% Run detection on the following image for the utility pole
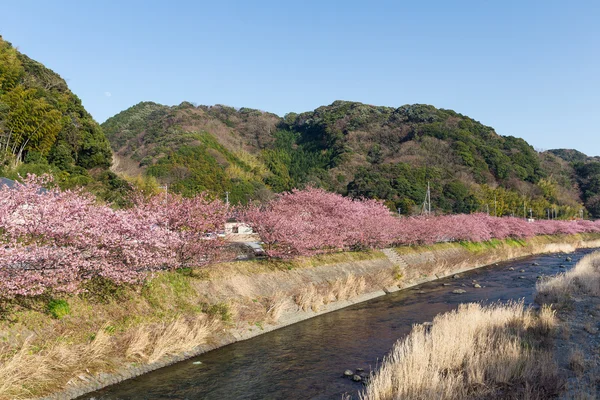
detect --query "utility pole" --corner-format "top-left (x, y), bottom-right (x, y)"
top-left (225, 191), bottom-right (230, 206)
top-left (159, 184), bottom-right (169, 230)
top-left (428, 182), bottom-right (431, 215)
top-left (421, 182), bottom-right (431, 216)
top-left (159, 184), bottom-right (168, 205)
top-left (529, 208), bottom-right (533, 219)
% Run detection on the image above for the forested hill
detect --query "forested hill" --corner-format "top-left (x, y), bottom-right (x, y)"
top-left (0, 36), bottom-right (121, 198)
top-left (1, 35), bottom-right (597, 217)
top-left (102, 100), bottom-right (600, 218)
top-left (547, 148), bottom-right (600, 217)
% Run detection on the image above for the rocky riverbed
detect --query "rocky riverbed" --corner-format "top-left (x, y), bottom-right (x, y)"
top-left (555, 294), bottom-right (600, 397)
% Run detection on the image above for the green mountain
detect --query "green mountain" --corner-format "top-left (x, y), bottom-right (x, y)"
top-left (103, 100), bottom-right (597, 218)
top-left (2, 35), bottom-right (596, 217)
top-left (103, 101), bottom-right (278, 203)
top-left (548, 149), bottom-right (600, 217)
top-left (0, 36), bottom-right (128, 202)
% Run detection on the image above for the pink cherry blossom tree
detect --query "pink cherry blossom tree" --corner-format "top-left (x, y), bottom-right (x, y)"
top-left (0, 175), bottom-right (228, 298)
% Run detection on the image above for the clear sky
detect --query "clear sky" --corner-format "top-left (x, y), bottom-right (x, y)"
top-left (2, 0), bottom-right (599, 155)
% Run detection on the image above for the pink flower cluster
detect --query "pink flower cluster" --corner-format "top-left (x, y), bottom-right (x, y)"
top-left (243, 188), bottom-right (600, 258)
top-left (0, 175), bottom-right (228, 297)
top-left (243, 188), bottom-right (398, 257)
top-left (2, 180), bottom-right (598, 297)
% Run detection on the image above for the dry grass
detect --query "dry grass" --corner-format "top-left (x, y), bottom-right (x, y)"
top-left (0, 316), bottom-right (218, 399)
top-left (0, 326), bottom-right (114, 399)
top-left (0, 254), bottom-right (380, 399)
top-left (583, 321), bottom-right (597, 335)
top-left (330, 275), bottom-right (367, 301)
top-left (2, 235), bottom-right (598, 399)
top-left (294, 275), bottom-right (367, 312)
top-left (263, 292), bottom-right (289, 324)
top-left (130, 316), bottom-right (217, 363)
top-left (568, 348), bottom-right (586, 375)
top-left (360, 302), bottom-right (560, 400)
top-left (536, 251), bottom-right (600, 307)
top-left (294, 283), bottom-right (323, 312)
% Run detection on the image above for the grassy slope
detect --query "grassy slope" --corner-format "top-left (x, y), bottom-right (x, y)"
top-left (0, 251), bottom-right (383, 399)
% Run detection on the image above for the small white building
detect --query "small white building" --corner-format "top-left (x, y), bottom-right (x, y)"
top-left (224, 222), bottom-right (253, 235)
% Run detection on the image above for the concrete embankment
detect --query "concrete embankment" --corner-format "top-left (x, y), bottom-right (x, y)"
top-left (37, 234), bottom-right (600, 399)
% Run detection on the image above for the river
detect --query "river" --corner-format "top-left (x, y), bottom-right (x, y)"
top-left (82, 249), bottom-right (594, 400)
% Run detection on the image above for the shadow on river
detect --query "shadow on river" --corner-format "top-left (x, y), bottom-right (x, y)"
top-left (83, 249), bottom-right (596, 400)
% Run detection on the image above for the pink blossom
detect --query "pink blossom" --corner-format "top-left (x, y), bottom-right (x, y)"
top-left (0, 175), bottom-right (228, 298)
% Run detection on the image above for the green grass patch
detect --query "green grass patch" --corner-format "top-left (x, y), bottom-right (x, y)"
top-left (47, 299), bottom-right (70, 319)
top-left (201, 302), bottom-right (232, 322)
top-left (459, 239), bottom-right (503, 253)
top-left (141, 270), bottom-right (197, 312)
top-left (504, 237), bottom-right (527, 247)
top-left (213, 249), bottom-right (386, 277)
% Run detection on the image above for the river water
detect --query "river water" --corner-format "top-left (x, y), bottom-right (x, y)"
top-left (83, 249), bottom-right (595, 400)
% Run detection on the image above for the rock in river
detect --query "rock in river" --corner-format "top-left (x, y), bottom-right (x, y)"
top-left (473, 283), bottom-right (482, 288)
top-left (352, 375), bottom-right (362, 382)
top-left (453, 289), bottom-right (467, 294)
top-left (344, 370), bottom-right (353, 377)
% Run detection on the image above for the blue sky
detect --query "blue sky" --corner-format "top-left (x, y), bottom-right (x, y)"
top-left (2, 0), bottom-right (599, 155)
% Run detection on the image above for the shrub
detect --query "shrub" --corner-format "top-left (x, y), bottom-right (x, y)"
top-left (46, 299), bottom-right (70, 319)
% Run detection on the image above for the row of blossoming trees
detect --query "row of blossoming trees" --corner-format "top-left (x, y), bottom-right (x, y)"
top-left (2, 177), bottom-right (600, 298)
top-left (0, 175), bottom-right (228, 297)
top-left (243, 187), bottom-right (600, 257)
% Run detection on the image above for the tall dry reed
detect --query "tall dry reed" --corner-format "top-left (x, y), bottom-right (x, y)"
top-left (536, 251), bottom-right (600, 307)
top-left (360, 301), bottom-right (559, 400)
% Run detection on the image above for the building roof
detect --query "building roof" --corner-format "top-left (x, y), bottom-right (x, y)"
top-left (0, 177), bottom-right (16, 189)
top-left (0, 177), bottom-right (48, 193)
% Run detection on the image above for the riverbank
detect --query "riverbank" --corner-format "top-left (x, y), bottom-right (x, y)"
top-left (358, 301), bottom-right (560, 400)
top-left (537, 251), bottom-right (600, 398)
top-left (360, 249), bottom-right (600, 400)
top-left (2, 234), bottom-right (600, 400)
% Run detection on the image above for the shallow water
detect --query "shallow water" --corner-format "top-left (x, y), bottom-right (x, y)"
top-left (83, 249), bottom-right (595, 400)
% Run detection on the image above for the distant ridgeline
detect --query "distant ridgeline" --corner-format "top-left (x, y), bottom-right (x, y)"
top-left (0, 36), bottom-right (130, 204)
top-left (2, 33), bottom-right (598, 216)
top-left (102, 100), bottom-right (600, 218)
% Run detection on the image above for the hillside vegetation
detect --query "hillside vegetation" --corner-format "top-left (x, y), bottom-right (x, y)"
top-left (548, 149), bottom-right (600, 218)
top-left (103, 100), bottom-right (599, 217)
top-left (0, 36), bottom-right (129, 203)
